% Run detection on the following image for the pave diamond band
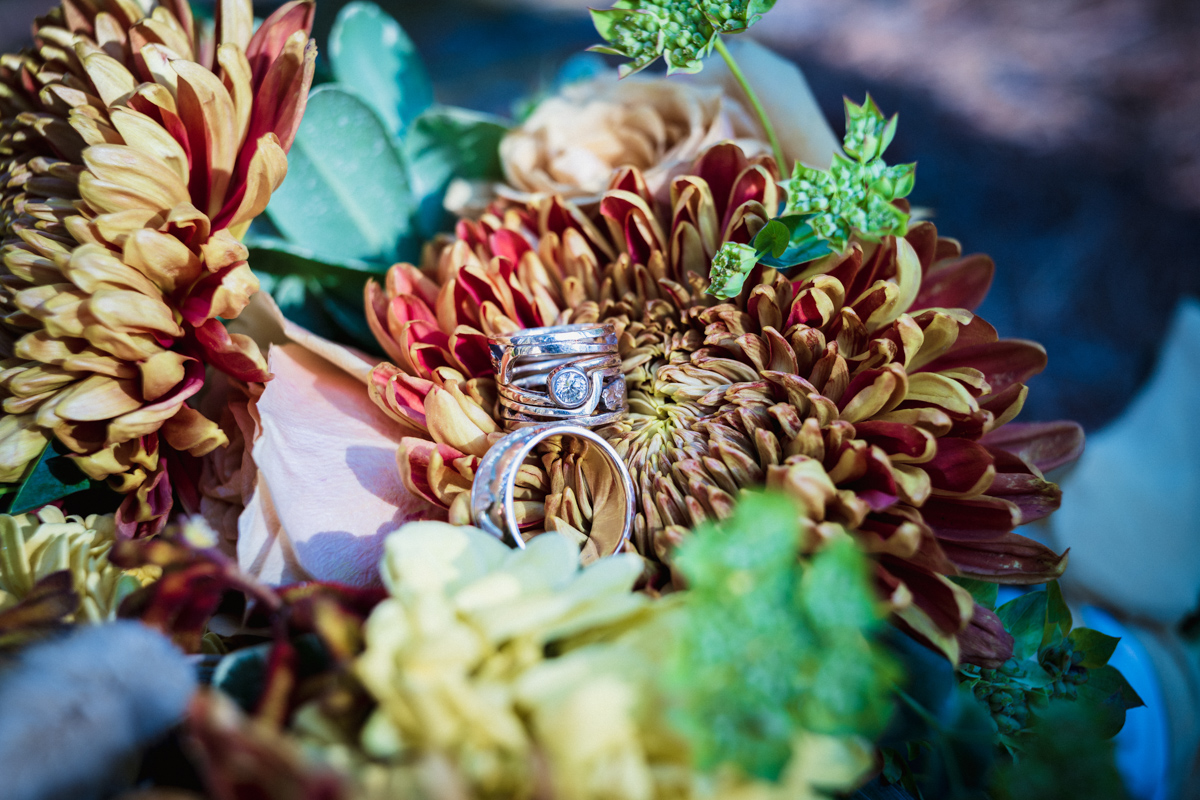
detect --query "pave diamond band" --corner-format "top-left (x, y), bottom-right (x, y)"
top-left (489, 323), bottom-right (628, 430)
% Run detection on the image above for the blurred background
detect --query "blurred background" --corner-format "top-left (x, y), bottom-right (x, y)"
top-left (3, 0), bottom-right (1198, 430)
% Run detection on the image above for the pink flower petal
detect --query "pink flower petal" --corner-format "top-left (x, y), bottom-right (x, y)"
top-left (237, 343), bottom-right (438, 587)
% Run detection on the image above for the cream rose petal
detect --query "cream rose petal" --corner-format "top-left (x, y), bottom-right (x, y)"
top-left (237, 342), bottom-right (440, 586)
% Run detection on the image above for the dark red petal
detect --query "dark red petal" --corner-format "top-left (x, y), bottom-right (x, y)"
top-left (912, 253), bottom-right (994, 312)
top-left (946, 313), bottom-right (998, 351)
top-left (490, 228), bottom-right (532, 264)
top-left (193, 319), bottom-right (271, 382)
top-left (924, 437), bottom-right (995, 495)
top-left (244, 0), bottom-right (316, 90)
top-left (958, 604), bottom-right (1014, 668)
top-left (904, 222), bottom-right (939, 273)
top-left (987, 472), bottom-right (1062, 523)
top-left (856, 420), bottom-right (932, 458)
top-left (920, 339), bottom-right (1047, 395)
top-left (694, 142), bottom-right (747, 219)
top-left (980, 421), bottom-right (1086, 473)
top-left (882, 557), bottom-right (971, 634)
top-left (941, 533), bottom-right (1068, 584)
top-left (449, 330), bottom-right (493, 378)
top-left (921, 495), bottom-right (1020, 539)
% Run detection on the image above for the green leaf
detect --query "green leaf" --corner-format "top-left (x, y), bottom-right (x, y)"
top-left (1068, 628), bottom-right (1121, 670)
top-left (212, 642), bottom-right (271, 711)
top-left (254, 268), bottom-right (383, 354)
top-left (1075, 664), bottom-right (1145, 738)
top-left (9, 441), bottom-right (91, 514)
top-left (995, 591), bottom-right (1047, 661)
top-left (264, 85), bottom-right (416, 265)
top-left (758, 217), bottom-right (834, 269)
top-left (1042, 581), bottom-right (1072, 647)
top-left (247, 236), bottom-right (388, 276)
top-left (753, 219), bottom-right (791, 258)
top-left (212, 634), bottom-right (333, 713)
top-left (404, 106), bottom-right (509, 238)
top-left (950, 577), bottom-right (998, 611)
top-left (328, 1), bottom-right (432, 134)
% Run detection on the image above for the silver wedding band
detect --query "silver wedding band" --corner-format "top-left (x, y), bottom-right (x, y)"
top-left (489, 323), bottom-right (628, 430)
top-left (470, 423), bottom-right (635, 555)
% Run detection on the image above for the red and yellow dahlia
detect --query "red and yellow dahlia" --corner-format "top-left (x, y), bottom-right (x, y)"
top-left (0, 0), bottom-right (314, 530)
top-left (366, 142), bottom-right (1080, 662)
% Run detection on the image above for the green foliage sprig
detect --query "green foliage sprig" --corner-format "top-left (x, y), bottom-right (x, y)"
top-left (782, 95), bottom-right (916, 252)
top-left (590, 0), bottom-right (777, 76)
top-left (954, 580), bottom-right (1143, 754)
top-left (667, 493), bottom-right (897, 779)
top-left (705, 95), bottom-right (915, 301)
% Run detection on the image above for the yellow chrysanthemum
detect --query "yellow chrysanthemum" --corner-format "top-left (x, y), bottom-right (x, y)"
top-left (0, 0), bottom-right (315, 530)
top-left (294, 520), bottom-right (871, 800)
top-left (0, 506), bottom-right (159, 621)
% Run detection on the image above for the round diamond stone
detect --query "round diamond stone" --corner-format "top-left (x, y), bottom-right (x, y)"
top-left (550, 368), bottom-right (590, 408)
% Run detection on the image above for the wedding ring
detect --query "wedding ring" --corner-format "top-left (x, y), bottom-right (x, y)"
top-left (489, 322), bottom-right (628, 430)
top-left (470, 423), bottom-right (634, 555)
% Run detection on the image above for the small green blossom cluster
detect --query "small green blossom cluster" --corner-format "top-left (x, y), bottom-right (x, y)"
top-left (1039, 639), bottom-right (1091, 700)
top-left (705, 240), bottom-right (758, 300)
top-left (783, 95), bottom-right (916, 252)
top-left (960, 642), bottom-right (1092, 740)
top-left (591, 1), bottom-right (716, 75)
top-left (960, 659), bottom-right (1037, 737)
top-left (703, 0), bottom-right (777, 33)
top-left (590, 0), bottom-right (776, 76)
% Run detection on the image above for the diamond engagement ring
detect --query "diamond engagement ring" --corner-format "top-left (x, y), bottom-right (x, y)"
top-left (489, 323), bottom-right (628, 430)
top-left (470, 423), bottom-right (635, 554)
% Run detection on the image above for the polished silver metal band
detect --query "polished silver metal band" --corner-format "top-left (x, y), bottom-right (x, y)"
top-left (489, 322), bottom-right (628, 430)
top-left (470, 423), bottom-right (635, 555)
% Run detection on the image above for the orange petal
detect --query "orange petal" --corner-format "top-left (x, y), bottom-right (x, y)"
top-left (0, 414), bottom-right (50, 481)
top-left (51, 373), bottom-right (142, 421)
top-left (161, 404), bottom-right (229, 456)
top-left (173, 59), bottom-right (239, 220)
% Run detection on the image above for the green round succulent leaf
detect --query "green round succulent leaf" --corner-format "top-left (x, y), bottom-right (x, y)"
top-left (264, 85), bottom-right (416, 265)
top-left (328, 1), bottom-right (433, 134)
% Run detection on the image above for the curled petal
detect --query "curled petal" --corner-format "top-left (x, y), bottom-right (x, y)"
top-left (0, 414), bottom-right (50, 482)
top-left (161, 404), bottom-right (229, 457)
top-left (193, 318), bottom-right (270, 382)
top-left (940, 532), bottom-right (1068, 585)
top-left (957, 604), bottom-right (1014, 669)
top-left (980, 420), bottom-right (1085, 473)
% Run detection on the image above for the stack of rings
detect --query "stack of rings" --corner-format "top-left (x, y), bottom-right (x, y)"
top-left (489, 323), bottom-right (627, 430)
top-left (471, 323), bottom-right (635, 557)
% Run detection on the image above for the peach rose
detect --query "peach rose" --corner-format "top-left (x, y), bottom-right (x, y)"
top-left (499, 38), bottom-right (839, 203)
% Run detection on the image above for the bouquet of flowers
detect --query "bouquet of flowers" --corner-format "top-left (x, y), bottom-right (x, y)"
top-left (0, 0), bottom-right (1149, 798)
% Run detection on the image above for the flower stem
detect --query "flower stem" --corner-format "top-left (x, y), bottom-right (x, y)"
top-left (713, 37), bottom-right (785, 171)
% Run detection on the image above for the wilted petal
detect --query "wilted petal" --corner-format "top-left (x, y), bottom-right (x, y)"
top-left (940, 531), bottom-right (1068, 585)
top-left (957, 604), bottom-right (1014, 669)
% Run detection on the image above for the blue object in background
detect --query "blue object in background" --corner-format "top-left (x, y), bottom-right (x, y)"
top-left (1079, 606), bottom-right (1170, 800)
